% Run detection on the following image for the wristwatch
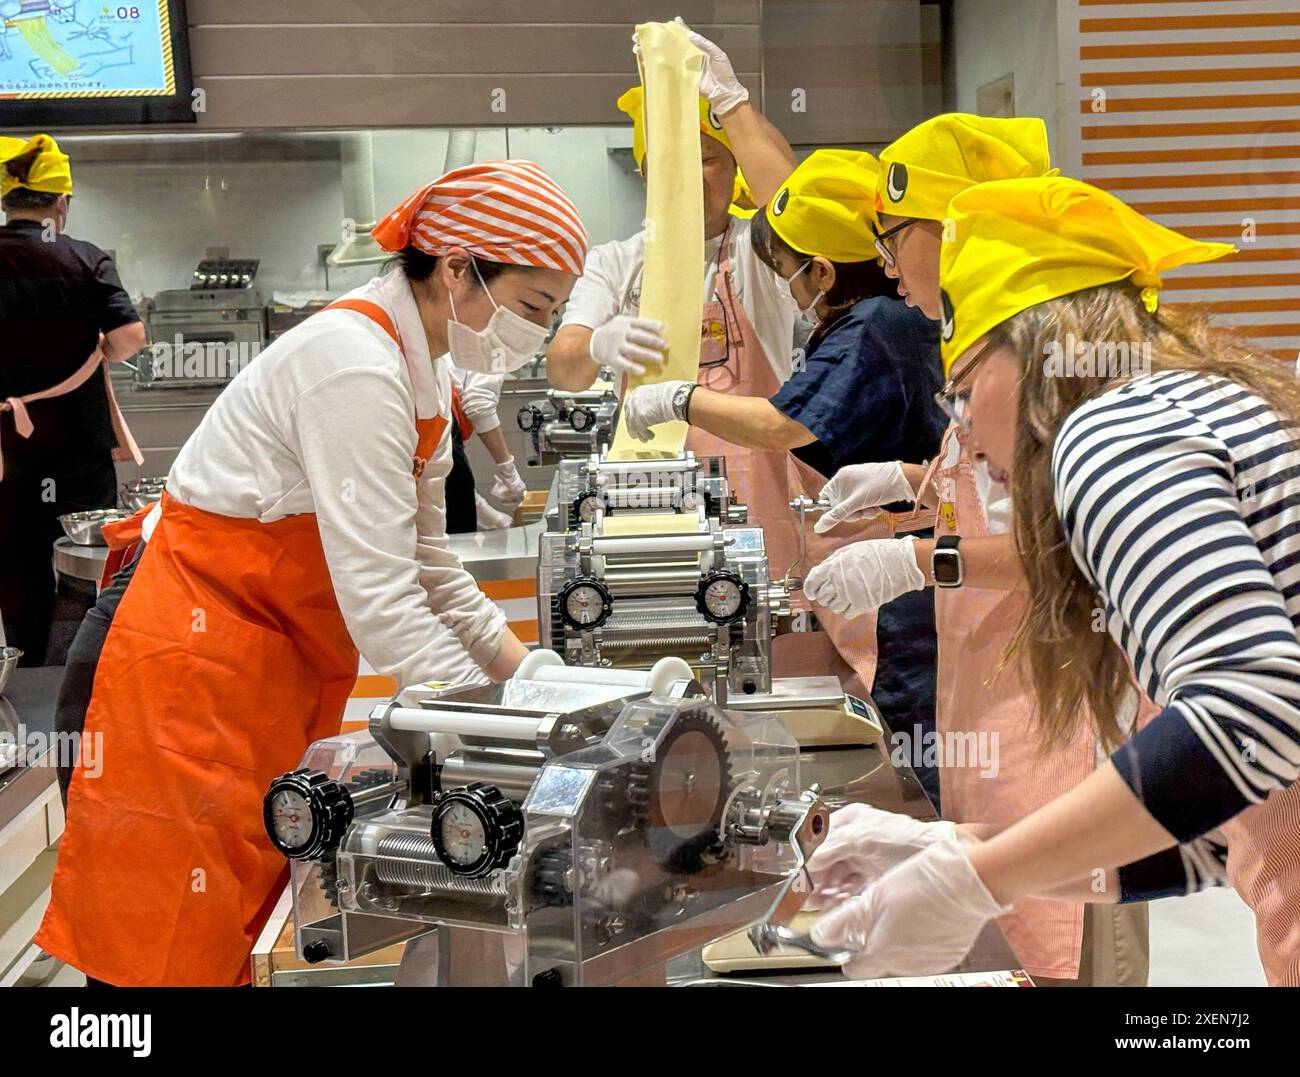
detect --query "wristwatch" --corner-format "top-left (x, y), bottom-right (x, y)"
top-left (932, 535), bottom-right (963, 588)
top-left (671, 383), bottom-right (697, 422)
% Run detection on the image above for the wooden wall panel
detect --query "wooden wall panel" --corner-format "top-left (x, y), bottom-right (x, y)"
top-left (187, 1), bottom-right (760, 129)
top-left (762, 0), bottom-right (926, 145)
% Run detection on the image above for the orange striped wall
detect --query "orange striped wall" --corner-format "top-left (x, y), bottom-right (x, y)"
top-left (1061, 0), bottom-right (1300, 362)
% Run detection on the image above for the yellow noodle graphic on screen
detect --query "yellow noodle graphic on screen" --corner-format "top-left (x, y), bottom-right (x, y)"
top-left (14, 16), bottom-right (79, 78)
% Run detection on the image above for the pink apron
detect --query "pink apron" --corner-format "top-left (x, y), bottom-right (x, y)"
top-left (685, 224), bottom-right (800, 583)
top-left (1219, 768), bottom-right (1300, 985)
top-left (784, 455), bottom-right (937, 697)
top-left (924, 427), bottom-right (1095, 979)
top-left (1, 346), bottom-right (141, 480)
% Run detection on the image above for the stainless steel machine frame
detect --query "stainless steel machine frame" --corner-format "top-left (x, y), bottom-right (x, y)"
top-left (516, 385), bottom-right (619, 466)
top-left (265, 655), bottom-right (828, 987)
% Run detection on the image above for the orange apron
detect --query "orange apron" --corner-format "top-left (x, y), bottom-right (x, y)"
top-left (685, 225), bottom-right (800, 583)
top-left (36, 298), bottom-right (447, 986)
top-left (925, 427), bottom-right (1095, 979)
top-left (97, 505), bottom-right (151, 589)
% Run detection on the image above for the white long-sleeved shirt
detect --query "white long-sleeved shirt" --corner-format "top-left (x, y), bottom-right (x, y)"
top-left (447, 367), bottom-right (505, 434)
top-left (1053, 371), bottom-right (1300, 899)
top-left (167, 266), bottom-right (504, 687)
top-left (559, 216), bottom-right (797, 384)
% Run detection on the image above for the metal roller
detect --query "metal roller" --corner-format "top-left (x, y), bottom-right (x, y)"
top-left (372, 833), bottom-right (502, 894)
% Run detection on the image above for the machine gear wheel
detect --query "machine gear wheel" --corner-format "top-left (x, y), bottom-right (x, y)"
top-left (626, 707), bottom-right (732, 873)
top-left (316, 768), bottom-right (397, 909)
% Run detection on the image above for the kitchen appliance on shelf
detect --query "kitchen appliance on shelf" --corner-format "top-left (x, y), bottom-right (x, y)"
top-left (140, 256), bottom-right (266, 390)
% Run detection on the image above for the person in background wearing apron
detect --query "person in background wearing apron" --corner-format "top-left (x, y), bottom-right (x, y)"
top-left (622, 150), bottom-right (947, 805)
top-left (444, 369), bottom-right (526, 533)
top-left (36, 161), bottom-right (589, 987)
top-left (810, 176), bottom-right (1300, 988)
top-left (0, 134), bottom-right (144, 665)
top-left (803, 116), bottom-right (1152, 986)
top-left (546, 23), bottom-right (802, 577)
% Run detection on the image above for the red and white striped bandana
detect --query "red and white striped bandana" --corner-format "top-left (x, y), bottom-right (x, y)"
top-left (372, 159), bottom-right (588, 276)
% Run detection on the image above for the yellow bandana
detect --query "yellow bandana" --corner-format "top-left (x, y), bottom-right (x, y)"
top-left (877, 113), bottom-right (1053, 222)
top-left (0, 133), bottom-right (72, 198)
top-left (766, 149), bottom-right (880, 262)
top-left (938, 176), bottom-right (1236, 373)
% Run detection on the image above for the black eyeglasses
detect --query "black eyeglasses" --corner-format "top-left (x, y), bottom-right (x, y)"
top-left (873, 218), bottom-right (919, 267)
top-left (934, 337), bottom-right (998, 434)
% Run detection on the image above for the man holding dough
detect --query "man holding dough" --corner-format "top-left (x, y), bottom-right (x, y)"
top-left (546, 22), bottom-right (802, 575)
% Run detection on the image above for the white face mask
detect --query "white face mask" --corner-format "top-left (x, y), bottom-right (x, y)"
top-left (773, 259), bottom-right (810, 314)
top-left (446, 262), bottom-right (548, 373)
top-left (799, 289), bottom-right (825, 324)
top-left (775, 259), bottom-right (823, 322)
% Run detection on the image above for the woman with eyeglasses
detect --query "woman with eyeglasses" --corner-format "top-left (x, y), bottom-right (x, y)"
top-left (622, 150), bottom-right (948, 801)
top-left (811, 176), bottom-right (1300, 988)
top-left (803, 115), bottom-right (1155, 988)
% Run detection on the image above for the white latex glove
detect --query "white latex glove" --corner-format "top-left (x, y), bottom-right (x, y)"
top-left (811, 833), bottom-right (1011, 981)
top-left (675, 18), bottom-right (749, 115)
top-left (622, 380), bottom-right (687, 442)
top-left (814, 461), bottom-right (915, 533)
top-left (589, 315), bottom-right (668, 378)
top-left (804, 804), bottom-right (959, 912)
top-left (489, 458), bottom-right (527, 508)
top-left (803, 536), bottom-right (924, 618)
top-left (474, 493), bottom-right (513, 530)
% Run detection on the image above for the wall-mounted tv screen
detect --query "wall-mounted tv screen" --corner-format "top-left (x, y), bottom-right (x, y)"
top-left (0, 0), bottom-right (194, 126)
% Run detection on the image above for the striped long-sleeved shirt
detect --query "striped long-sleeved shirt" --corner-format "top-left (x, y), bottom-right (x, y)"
top-left (1052, 370), bottom-right (1300, 901)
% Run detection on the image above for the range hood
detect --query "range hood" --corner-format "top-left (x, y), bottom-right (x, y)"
top-left (327, 130), bottom-right (478, 267)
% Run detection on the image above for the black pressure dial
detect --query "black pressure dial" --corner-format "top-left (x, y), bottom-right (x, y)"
top-left (694, 569), bottom-right (750, 625)
top-left (431, 782), bottom-right (524, 878)
top-left (569, 491), bottom-right (608, 527)
top-left (569, 406), bottom-right (596, 433)
top-left (517, 404), bottom-right (545, 432)
top-left (263, 769), bottom-right (354, 860)
top-left (558, 575), bottom-right (614, 630)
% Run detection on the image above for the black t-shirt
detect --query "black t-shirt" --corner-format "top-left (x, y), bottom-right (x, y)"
top-left (0, 219), bottom-right (140, 459)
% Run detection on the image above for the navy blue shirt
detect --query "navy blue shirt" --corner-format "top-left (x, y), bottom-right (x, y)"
top-left (769, 296), bottom-right (946, 479)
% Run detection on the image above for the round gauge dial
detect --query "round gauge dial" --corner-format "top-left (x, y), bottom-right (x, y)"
top-left (268, 787), bottom-right (313, 852)
top-left (262, 770), bottom-right (354, 860)
top-left (569, 406), bottom-right (596, 432)
top-left (516, 405), bottom-right (543, 431)
top-left (431, 783), bottom-right (523, 878)
top-left (437, 802), bottom-right (487, 867)
top-left (569, 492), bottom-right (608, 527)
top-left (694, 570), bottom-right (750, 625)
top-left (558, 576), bottom-right (613, 630)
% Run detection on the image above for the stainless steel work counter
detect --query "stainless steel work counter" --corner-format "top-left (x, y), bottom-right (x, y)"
top-left (53, 539), bottom-right (109, 585)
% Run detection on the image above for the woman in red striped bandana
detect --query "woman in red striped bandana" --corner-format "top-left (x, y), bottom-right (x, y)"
top-left (37, 161), bottom-right (588, 988)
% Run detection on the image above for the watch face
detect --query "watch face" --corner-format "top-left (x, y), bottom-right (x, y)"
top-left (438, 801), bottom-right (488, 868)
top-left (933, 548), bottom-right (961, 585)
top-left (570, 407), bottom-right (594, 432)
top-left (268, 787), bottom-right (314, 854)
top-left (564, 583), bottom-right (606, 626)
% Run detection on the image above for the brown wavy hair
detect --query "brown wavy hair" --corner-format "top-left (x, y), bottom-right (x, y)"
top-left (996, 282), bottom-right (1300, 750)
